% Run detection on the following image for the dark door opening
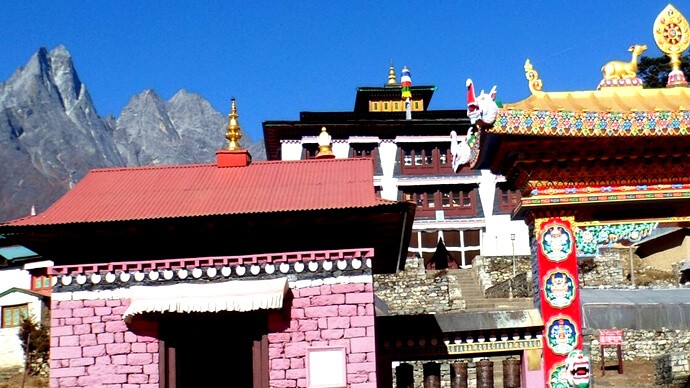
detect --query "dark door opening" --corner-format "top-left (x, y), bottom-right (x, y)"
top-left (159, 310), bottom-right (268, 388)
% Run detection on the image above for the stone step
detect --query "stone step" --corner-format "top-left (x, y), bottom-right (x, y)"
top-left (459, 293), bottom-right (485, 298)
top-left (458, 293), bottom-right (485, 299)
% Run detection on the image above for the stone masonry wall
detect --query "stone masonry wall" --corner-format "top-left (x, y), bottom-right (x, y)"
top-left (474, 256), bottom-right (532, 292)
top-left (579, 247), bottom-right (626, 287)
top-left (485, 272), bottom-right (532, 298)
top-left (583, 328), bottom-right (690, 363)
top-left (50, 299), bottom-right (159, 388)
top-left (268, 279), bottom-right (377, 388)
top-left (374, 257), bottom-right (460, 315)
top-left (655, 352), bottom-right (690, 387)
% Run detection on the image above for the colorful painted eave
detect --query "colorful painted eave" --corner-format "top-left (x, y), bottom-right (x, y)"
top-left (516, 185), bottom-right (690, 213)
top-left (491, 87), bottom-right (690, 137)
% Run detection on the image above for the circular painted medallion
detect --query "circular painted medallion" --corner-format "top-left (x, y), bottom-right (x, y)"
top-left (548, 363), bottom-right (569, 388)
top-left (540, 224), bottom-right (573, 262)
top-left (544, 270), bottom-right (576, 308)
top-left (546, 317), bottom-right (578, 355)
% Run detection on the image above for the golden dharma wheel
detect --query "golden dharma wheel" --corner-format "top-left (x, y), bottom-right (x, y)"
top-left (654, 4), bottom-right (690, 56)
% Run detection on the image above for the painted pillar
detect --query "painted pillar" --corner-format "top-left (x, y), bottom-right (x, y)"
top-left (533, 217), bottom-right (583, 387)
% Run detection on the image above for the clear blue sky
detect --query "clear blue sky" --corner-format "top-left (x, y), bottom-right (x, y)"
top-left (0, 1), bottom-right (677, 142)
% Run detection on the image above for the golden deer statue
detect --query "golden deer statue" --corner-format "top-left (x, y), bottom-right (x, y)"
top-left (601, 44), bottom-right (648, 80)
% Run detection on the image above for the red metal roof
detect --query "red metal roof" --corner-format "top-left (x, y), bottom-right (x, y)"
top-left (5, 158), bottom-right (387, 226)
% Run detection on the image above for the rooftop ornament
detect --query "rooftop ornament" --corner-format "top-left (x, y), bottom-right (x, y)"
top-left (654, 4), bottom-right (690, 87)
top-left (225, 98), bottom-right (243, 151)
top-left (449, 79), bottom-right (498, 172)
top-left (597, 44), bottom-right (647, 89)
top-left (524, 59), bottom-right (544, 95)
top-left (315, 127), bottom-right (335, 159)
top-left (385, 62), bottom-right (398, 86)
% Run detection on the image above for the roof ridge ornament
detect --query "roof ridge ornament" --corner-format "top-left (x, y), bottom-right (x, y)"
top-left (654, 4), bottom-right (690, 87)
top-left (598, 44), bottom-right (647, 89)
top-left (386, 61), bottom-right (398, 86)
top-left (225, 98), bottom-right (243, 151)
top-left (315, 127), bottom-right (335, 159)
top-left (524, 59), bottom-right (544, 95)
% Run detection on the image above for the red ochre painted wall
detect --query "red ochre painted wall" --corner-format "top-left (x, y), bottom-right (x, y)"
top-left (47, 279), bottom-right (376, 388)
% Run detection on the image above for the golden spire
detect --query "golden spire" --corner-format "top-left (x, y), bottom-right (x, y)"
top-left (654, 4), bottom-right (690, 87)
top-left (386, 61), bottom-right (398, 86)
top-left (315, 127), bottom-right (335, 159)
top-left (225, 98), bottom-right (243, 151)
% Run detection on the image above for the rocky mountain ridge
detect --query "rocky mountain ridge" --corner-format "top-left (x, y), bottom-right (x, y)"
top-left (0, 45), bottom-right (265, 222)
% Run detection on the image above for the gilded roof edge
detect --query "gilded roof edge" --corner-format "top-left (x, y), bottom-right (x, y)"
top-left (503, 86), bottom-right (690, 112)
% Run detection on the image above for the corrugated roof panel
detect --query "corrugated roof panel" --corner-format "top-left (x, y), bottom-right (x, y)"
top-left (4, 158), bottom-right (385, 226)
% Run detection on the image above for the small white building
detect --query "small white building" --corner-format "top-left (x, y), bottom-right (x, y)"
top-left (0, 245), bottom-right (51, 372)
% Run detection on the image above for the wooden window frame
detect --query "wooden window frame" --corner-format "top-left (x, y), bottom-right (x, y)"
top-left (401, 147), bottom-right (435, 174)
top-left (400, 144), bottom-right (458, 175)
top-left (31, 273), bottom-right (51, 292)
top-left (497, 187), bottom-right (521, 214)
top-left (2, 304), bottom-right (29, 328)
top-left (404, 187), bottom-right (478, 218)
top-left (350, 143), bottom-right (377, 159)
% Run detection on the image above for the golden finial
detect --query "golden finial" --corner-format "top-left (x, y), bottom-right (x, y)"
top-left (524, 59), bottom-right (543, 94)
top-left (225, 98), bottom-right (243, 151)
top-left (383, 61), bottom-right (400, 88)
top-left (315, 127), bottom-right (335, 159)
top-left (654, 4), bottom-right (690, 87)
top-left (387, 61), bottom-right (398, 85)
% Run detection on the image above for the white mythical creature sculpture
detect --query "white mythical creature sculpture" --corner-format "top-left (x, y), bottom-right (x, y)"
top-left (466, 78), bottom-right (498, 127)
top-left (450, 128), bottom-right (473, 172)
top-left (450, 79), bottom-right (499, 172)
top-left (565, 349), bottom-right (591, 388)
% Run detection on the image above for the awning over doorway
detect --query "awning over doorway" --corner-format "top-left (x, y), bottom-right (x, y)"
top-left (123, 277), bottom-right (289, 320)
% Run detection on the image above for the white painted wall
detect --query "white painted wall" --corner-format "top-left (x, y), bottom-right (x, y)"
top-left (0, 326), bottom-right (23, 368)
top-left (0, 291), bottom-right (44, 368)
top-left (0, 268), bottom-right (30, 293)
top-left (482, 214), bottom-right (532, 257)
top-left (280, 141), bottom-right (303, 161)
top-left (332, 141), bottom-right (349, 159)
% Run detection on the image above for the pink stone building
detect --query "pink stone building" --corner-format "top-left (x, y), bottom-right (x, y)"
top-left (0, 135), bottom-right (414, 387)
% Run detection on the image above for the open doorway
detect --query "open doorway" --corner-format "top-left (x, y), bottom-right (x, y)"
top-left (159, 310), bottom-right (268, 388)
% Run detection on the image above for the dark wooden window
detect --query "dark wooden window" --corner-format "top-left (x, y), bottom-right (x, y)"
top-left (303, 144), bottom-right (318, 159)
top-left (400, 143), bottom-right (466, 175)
top-left (497, 186), bottom-right (521, 214)
top-left (350, 143), bottom-right (376, 159)
top-left (2, 304), bottom-right (28, 328)
top-left (401, 145), bottom-right (441, 174)
top-left (403, 186), bottom-right (478, 218)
